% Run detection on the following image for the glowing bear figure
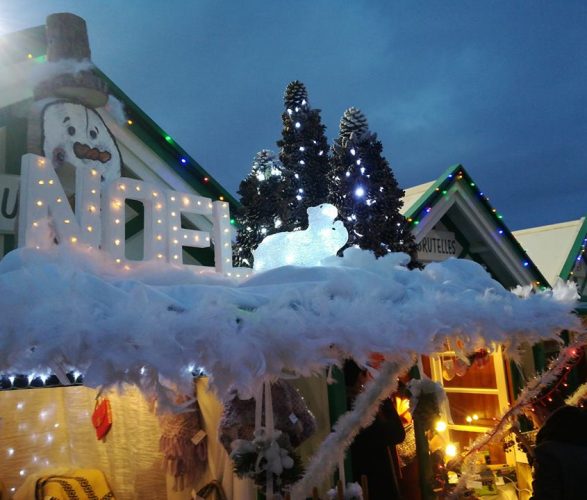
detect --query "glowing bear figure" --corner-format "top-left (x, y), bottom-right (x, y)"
top-left (253, 204), bottom-right (349, 271)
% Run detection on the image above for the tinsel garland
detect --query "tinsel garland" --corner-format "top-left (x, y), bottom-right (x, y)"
top-left (565, 381), bottom-right (587, 407)
top-left (292, 356), bottom-right (410, 498)
top-left (448, 336), bottom-right (587, 498)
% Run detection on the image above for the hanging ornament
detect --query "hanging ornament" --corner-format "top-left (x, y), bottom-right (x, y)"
top-left (454, 358), bottom-right (469, 377)
top-left (226, 381), bottom-right (305, 495)
top-left (91, 395), bottom-right (112, 440)
top-left (442, 357), bottom-right (456, 381)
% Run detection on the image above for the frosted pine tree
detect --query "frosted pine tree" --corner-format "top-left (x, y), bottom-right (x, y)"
top-left (233, 150), bottom-right (297, 267)
top-left (277, 81), bottom-right (330, 229)
top-left (328, 107), bottom-right (418, 264)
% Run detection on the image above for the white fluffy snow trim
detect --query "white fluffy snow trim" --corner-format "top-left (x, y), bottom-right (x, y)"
top-left (103, 95), bottom-right (127, 126)
top-left (0, 245), bottom-right (580, 399)
top-left (292, 359), bottom-right (408, 498)
top-left (29, 58), bottom-right (95, 87)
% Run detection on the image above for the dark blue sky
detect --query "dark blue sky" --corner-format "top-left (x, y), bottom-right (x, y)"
top-left (2, 1), bottom-right (586, 229)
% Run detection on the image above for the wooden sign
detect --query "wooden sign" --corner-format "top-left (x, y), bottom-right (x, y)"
top-left (417, 229), bottom-right (463, 262)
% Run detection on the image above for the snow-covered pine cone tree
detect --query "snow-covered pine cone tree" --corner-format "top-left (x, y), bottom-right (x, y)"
top-left (284, 80), bottom-right (308, 110)
top-left (233, 150), bottom-right (297, 268)
top-left (327, 108), bottom-right (419, 266)
top-left (277, 81), bottom-right (330, 230)
top-left (339, 107), bottom-right (369, 140)
top-left (251, 149), bottom-right (283, 181)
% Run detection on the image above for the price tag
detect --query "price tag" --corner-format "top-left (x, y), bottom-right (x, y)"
top-left (191, 429), bottom-right (206, 445)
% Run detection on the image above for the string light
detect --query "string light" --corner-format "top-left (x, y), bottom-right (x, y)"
top-left (435, 420), bottom-right (447, 432)
top-left (445, 443), bottom-right (457, 458)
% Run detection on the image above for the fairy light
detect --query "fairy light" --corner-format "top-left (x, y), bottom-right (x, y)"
top-left (445, 443), bottom-right (457, 458)
top-left (435, 420), bottom-right (447, 432)
top-left (19, 154), bottom-right (240, 275)
top-left (106, 178), bottom-right (168, 262)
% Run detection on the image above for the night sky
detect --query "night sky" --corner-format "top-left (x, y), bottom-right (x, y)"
top-left (1, 1), bottom-right (585, 230)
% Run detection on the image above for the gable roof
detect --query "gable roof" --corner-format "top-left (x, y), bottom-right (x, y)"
top-left (514, 217), bottom-right (587, 292)
top-left (401, 164), bottom-right (548, 289)
top-left (0, 25), bottom-right (239, 209)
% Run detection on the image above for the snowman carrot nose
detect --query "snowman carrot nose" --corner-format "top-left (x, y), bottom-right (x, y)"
top-left (73, 142), bottom-right (112, 163)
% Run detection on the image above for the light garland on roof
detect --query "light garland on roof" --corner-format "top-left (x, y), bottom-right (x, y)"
top-left (406, 169), bottom-right (545, 284)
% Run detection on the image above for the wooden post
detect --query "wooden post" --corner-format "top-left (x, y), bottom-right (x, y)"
top-left (413, 401), bottom-right (434, 500)
top-left (361, 474), bottom-right (369, 500)
top-left (410, 365), bottom-right (434, 500)
top-left (336, 480), bottom-right (344, 500)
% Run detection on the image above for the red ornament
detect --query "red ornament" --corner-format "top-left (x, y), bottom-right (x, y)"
top-left (92, 398), bottom-right (112, 440)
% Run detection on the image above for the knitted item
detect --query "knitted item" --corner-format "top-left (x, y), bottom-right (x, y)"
top-left (219, 379), bottom-right (316, 454)
top-left (35, 469), bottom-right (115, 500)
top-left (159, 399), bottom-right (207, 491)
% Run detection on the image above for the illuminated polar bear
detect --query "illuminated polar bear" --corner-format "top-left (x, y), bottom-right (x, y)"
top-left (42, 100), bottom-right (122, 194)
top-left (253, 204), bottom-right (349, 271)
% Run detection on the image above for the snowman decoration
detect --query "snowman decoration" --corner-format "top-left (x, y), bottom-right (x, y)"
top-left (42, 100), bottom-right (122, 195)
top-left (30, 13), bottom-right (123, 196)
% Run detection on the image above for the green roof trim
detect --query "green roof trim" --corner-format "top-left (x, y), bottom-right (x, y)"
top-left (96, 68), bottom-right (240, 209)
top-left (560, 216), bottom-right (587, 281)
top-left (403, 163), bottom-right (461, 220)
top-left (1, 25), bottom-right (240, 211)
top-left (404, 164), bottom-right (550, 288)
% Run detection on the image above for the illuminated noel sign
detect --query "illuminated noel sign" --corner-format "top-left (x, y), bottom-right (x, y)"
top-left (17, 153), bottom-right (238, 275)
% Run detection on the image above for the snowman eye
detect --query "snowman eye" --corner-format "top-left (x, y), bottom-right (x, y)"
top-left (67, 126), bottom-right (76, 136)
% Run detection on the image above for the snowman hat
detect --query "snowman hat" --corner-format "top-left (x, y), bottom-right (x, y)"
top-left (34, 13), bottom-right (109, 108)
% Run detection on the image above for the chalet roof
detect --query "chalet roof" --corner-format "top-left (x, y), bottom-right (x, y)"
top-left (400, 164), bottom-right (548, 288)
top-left (514, 217), bottom-right (587, 286)
top-left (0, 25), bottom-right (239, 209)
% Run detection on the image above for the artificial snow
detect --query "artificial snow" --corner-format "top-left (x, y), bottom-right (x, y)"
top-left (0, 244), bottom-right (580, 400)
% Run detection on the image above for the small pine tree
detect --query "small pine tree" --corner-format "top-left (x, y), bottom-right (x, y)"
top-left (233, 150), bottom-right (297, 267)
top-left (277, 80), bottom-right (330, 229)
top-left (328, 107), bottom-right (418, 264)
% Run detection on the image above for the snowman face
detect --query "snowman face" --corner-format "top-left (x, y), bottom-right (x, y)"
top-left (42, 101), bottom-right (122, 185)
